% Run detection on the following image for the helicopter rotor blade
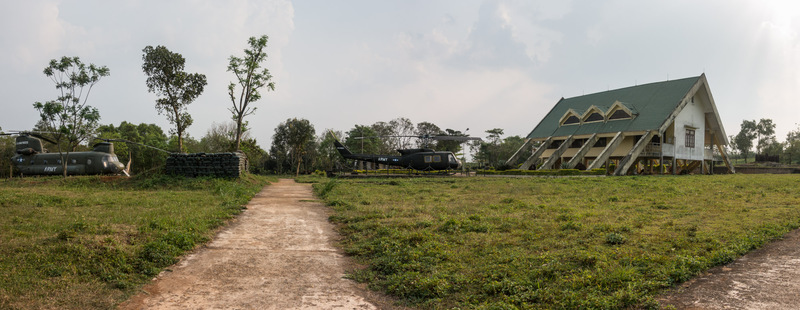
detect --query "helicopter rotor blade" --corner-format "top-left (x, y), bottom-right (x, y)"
top-left (353, 134), bottom-right (481, 141)
top-left (93, 138), bottom-right (173, 154)
top-left (13, 131), bottom-right (61, 145)
top-left (428, 136), bottom-right (482, 141)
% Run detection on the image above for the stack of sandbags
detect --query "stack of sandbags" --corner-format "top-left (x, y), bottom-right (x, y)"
top-left (165, 152), bottom-right (247, 178)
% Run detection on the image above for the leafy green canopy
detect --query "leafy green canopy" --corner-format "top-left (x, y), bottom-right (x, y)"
top-left (269, 118), bottom-right (315, 175)
top-left (228, 35), bottom-right (275, 151)
top-left (142, 45), bottom-right (207, 153)
top-left (32, 56), bottom-right (110, 177)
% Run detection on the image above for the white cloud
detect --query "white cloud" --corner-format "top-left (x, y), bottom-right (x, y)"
top-left (0, 0), bottom-right (82, 72)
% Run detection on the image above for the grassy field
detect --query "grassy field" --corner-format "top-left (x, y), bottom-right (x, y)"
top-left (315, 174), bottom-right (800, 309)
top-left (0, 174), bottom-right (272, 309)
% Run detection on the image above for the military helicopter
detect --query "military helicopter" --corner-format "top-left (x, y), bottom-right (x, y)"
top-left (4, 131), bottom-right (129, 176)
top-left (330, 131), bottom-right (481, 171)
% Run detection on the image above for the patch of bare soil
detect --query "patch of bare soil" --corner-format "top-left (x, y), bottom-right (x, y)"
top-left (660, 229), bottom-right (800, 309)
top-left (119, 179), bottom-right (405, 310)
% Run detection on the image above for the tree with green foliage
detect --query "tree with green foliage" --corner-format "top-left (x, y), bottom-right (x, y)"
top-left (784, 126), bottom-right (800, 164)
top-left (415, 121), bottom-right (443, 149)
top-left (199, 122), bottom-right (268, 174)
top-left (142, 45), bottom-right (207, 153)
top-left (437, 128), bottom-right (469, 154)
top-left (474, 132), bottom-right (530, 170)
top-left (484, 128), bottom-right (505, 166)
top-left (199, 122), bottom-right (237, 152)
top-left (755, 118), bottom-right (776, 155)
top-left (32, 56), bottom-right (109, 177)
top-left (270, 118), bottom-right (316, 176)
top-left (345, 125), bottom-right (382, 154)
top-left (369, 121), bottom-right (396, 154)
top-left (0, 126), bottom-right (16, 178)
top-left (228, 35), bottom-right (275, 151)
top-left (240, 137), bottom-right (269, 174)
top-left (315, 130), bottom-right (348, 172)
top-left (727, 135), bottom-right (740, 160)
top-left (733, 120), bottom-right (757, 163)
top-left (390, 117), bottom-right (415, 149)
top-left (96, 122), bottom-right (169, 175)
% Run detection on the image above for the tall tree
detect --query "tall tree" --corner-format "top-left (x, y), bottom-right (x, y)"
top-left (346, 125), bottom-right (382, 154)
top-left (315, 130), bottom-right (348, 171)
top-left (390, 117), bottom-right (415, 149)
top-left (755, 118), bottom-right (776, 154)
top-left (270, 118), bottom-right (316, 176)
top-left (485, 128), bottom-right (504, 166)
top-left (415, 121), bottom-right (443, 149)
top-left (33, 56), bottom-right (109, 177)
top-left (727, 135), bottom-right (740, 160)
top-left (785, 125), bottom-right (800, 164)
top-left (228, 35), bottom-right (275, 151)
top-left (370, 121), bottom-right (396, 154)
top-left (734, 120), bottom-right (757, 163)
top-left (142, 45), bottom-right (207, 153)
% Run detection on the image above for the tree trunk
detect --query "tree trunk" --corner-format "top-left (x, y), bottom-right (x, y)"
top-left (235, 119), bottom-right (243, 151)
top-left (61, 152), bottom-right (69, 178)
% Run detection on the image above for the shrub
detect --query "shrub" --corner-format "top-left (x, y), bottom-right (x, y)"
top-left (606, 233), bottom-right (626, 245)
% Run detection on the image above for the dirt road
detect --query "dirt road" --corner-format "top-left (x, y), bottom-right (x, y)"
top-left (660, 229), bottom-right (800, 309)
top-left (120, 179), bottom-right (396, 309)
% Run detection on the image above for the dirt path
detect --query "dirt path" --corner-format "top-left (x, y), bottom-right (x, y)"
top-left (120, 179), bottom-right (397, 309)
top-left (660, 229), bottom-right (800, 309)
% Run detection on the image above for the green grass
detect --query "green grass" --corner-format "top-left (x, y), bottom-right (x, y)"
top-left (0, 174), bottom-right (271, 309)
top-left (315, 174), bottom-right (800, 309)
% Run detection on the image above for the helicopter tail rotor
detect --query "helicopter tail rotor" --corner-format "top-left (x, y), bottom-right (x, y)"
top-left (124, 151), bottom-right (132, 176)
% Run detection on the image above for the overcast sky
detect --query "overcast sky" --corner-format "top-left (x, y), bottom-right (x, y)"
top-left (1, 0), bottom-right (798, 152)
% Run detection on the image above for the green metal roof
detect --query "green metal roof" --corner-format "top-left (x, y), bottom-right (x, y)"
top-left (527, 76), bottom-right (701, 139)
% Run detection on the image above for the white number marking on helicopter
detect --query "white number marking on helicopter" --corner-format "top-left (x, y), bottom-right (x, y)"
top-left (44, 167), bottom-right (57, 172)
top-left (378, 157), bottom-right (388, 161)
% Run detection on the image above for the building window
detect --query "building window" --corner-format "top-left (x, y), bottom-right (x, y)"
top-left (685, 129), bottom-right (695, 148)
top-left (563, 115), bottom-right (580, 125)
top-left (608, 109), bottom-right (631, 120)
top-left (584, 112), bottom-right (604, 122)
top-left (594, 137), bottom-right (608, 148)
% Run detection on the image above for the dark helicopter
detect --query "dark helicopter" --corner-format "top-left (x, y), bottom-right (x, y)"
top-left (330, 131), bottom-right (481, 171)
top-left (5, 132), bottom-right (129, 176)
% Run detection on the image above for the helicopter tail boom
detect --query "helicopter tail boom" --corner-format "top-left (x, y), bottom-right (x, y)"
top-left (333, 139), bottom-right (354, 157)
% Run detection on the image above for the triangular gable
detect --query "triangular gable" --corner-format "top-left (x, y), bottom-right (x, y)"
top-left (659, 73), bottom-right (728, 145)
